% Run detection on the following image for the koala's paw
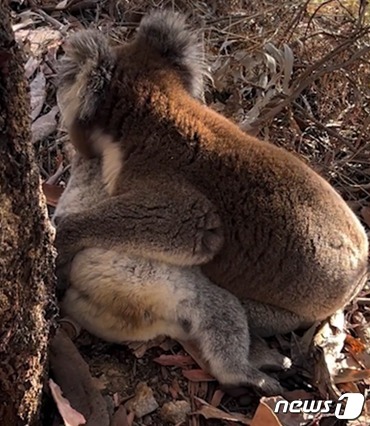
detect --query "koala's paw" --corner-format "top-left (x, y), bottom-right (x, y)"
top-left (194, 210), bottom-right (224, 262)
top-left (249, 336), bottom-right (292, 372)
top-left (261, 354), bottom-right (292, 372)
top-left (251, 349), bottom-right (292, 372)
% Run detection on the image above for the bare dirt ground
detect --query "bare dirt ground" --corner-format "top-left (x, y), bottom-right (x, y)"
top-left (9, 0), bottom-right (370, 425)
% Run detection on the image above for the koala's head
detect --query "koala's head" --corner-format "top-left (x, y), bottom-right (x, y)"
top-left (57, 10), bottom-right (208, 133)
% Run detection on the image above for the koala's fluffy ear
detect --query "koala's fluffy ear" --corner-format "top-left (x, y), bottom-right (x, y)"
top-left (57, 30), bottom-right (115, 127)
top-left (135, 10), bottom-right (208, 100)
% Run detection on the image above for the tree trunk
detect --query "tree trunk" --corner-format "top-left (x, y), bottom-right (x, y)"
top-left (0, 1), bottom-right (56, 424)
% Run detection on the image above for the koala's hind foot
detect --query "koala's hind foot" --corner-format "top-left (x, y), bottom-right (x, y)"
top-left (241, 299), bottom-right (311, 337)
top-left (176, 281), bottom-right (285, 396)
top-left (179, 334), bottom-right (284, 396)
top-left (249, 335), bottom-right (292, 371)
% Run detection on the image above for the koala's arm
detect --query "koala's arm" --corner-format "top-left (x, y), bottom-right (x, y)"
top-left (55, 175), bottom-right (224, 267)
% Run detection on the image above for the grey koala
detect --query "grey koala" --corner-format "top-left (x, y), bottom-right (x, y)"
top-left (54, 154), bottom-right (291, 396)
top-left (55, 9), bottom-right (368, 340)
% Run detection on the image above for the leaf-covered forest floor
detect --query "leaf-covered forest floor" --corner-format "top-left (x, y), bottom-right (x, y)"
top-left (9, 0), bottom-right (370, 425)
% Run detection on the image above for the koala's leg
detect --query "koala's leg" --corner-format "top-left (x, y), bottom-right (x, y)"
top-left (62, 249), bottom-right (282, 395)
top-left (174, 277), bottom-right (284, 396)
top-left (55, 174), bottom-right (223, 271)
top-left (241, 299), bottom-right (310, 337)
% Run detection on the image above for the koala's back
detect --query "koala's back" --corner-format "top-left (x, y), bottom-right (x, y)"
top-left (181, 106), bottom-right (368, 319)
top-left (111, 94), bottom-right (368, 321)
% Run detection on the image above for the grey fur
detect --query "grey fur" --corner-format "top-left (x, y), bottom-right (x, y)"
top-left (136, 9), bottom-right (208, 99)
top-left (57, 30), bottom-right (115, 127)
top-left (57, 10), bottom-right (208, 126)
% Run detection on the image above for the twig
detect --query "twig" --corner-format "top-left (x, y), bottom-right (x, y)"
top-left (285, 0), bottom-right (312, 43)
top-left (354, 114), bottom-right (370, 148)
top-left (358, 0), bottom-right (368, 27)
top-left (207, 7), bottom-right (281, 26)
top-left (244, 34), bottom-right (369, 130)
top-left (292, 101), bottom-right (354, 150)
top-left (356, 298), bottom-right (370, 305)
top-left (30, 9), bottom-right (69, 35)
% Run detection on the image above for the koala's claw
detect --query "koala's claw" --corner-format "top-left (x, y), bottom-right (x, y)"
top-left (258, 354), bottom-right (292, 373)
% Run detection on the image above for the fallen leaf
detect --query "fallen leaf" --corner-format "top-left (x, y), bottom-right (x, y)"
top-left (55, 0), bottom-right (70, 9)
top-left (345, 335), bottom-right (367, 354)
top-left (339, 352), bottom-right (365, 371)
top-left (32, 106), bottom-right (59, 143)
top-left (337, 381), bottom-right (361, 393)
top-left (45, 159), bottom-right (65, 185)
top-left (49, 379), bottom-right (86, 426)
top-left (182, 369), bottom-right (216, 382)
top-left (24, 27), bottom-right (62, 57)
top-left (30, 71), bottom-right (46, 121)
top-left (12, 18), bottom-right (36, 33)
top-left (351, 312), bottom-right (370, 369)
top-left (25, 56), bottom-right (41, 79)
top-left (179, 339), bottom-right (212, 374)
top-left (250, 398), bottom-right (283, 426)
top-left (153, 354), bottom-right (195, 367)
top-left (42, 182), bottom-right (64, 206)
top-left (192, 397), bottom-right (251, 424)
top-left (169, 378), bottom-right (181, 399)
top-left (210, 389), bottom-right (224, 407)
top-left (14, 29), bottom-right (31, 44)
top-left (346, 337), bottom-right (370, 372)
top-left (334, 368), bottom-right (370, 384)
top-left (313, 311), bottom-right (346, 398)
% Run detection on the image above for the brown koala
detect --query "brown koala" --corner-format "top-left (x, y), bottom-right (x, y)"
top-left (55, 10), bottom-right (368, 338)
top-left (54, 154), bottom-right (291, 396)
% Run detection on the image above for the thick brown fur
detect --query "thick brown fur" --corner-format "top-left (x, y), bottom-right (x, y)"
top-left (56, 10), bottom-right (368, 337)
top-left (54, 155), bottom-right (291, 395)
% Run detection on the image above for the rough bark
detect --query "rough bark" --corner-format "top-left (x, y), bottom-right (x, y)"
top-left (0, 1), bottom-right (56, 424)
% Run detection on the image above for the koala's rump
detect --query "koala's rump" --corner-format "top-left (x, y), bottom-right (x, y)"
top-left (62, 248), bottom-right (190, 342)
top-left (193, 141), bottom-right (369, 321)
